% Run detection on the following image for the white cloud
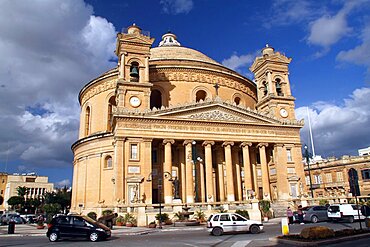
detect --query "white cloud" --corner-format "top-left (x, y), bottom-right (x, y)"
top-left (337, 22), bottom-right (370, 74)
top-left (296, 87), bottom-right (370, 157)
top-left (56, 179), bottom-right (71, 188)
top-left (0, 1), bottom-right (116, 171)
top-left (222, 52), bottom-right (256, 75)
top-left (160, 0), bottom-right (193, 14)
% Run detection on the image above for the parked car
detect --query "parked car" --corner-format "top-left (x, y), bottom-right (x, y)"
top-left (20, 214), bottom-right (37, 223)
top-left (46, 215), bottom-right (111, 242)
top-left (327, 204), bottom-right (365, 223)
top-left (207, 213), bottom-right (263, 236)
top-left (0, 212), bottom-right (24, 225)
top-left (293, 205), bottom-right (328, 223)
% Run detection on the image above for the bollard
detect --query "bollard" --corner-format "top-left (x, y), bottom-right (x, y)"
top-left (281, 218), bottom-right (289, 235)
top-left (8, 221), bottom-right (15, 234)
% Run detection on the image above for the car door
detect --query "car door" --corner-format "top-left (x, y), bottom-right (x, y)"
top-left (57, 216), bottom-right (74, 237)
top-left (317, 206), bottom-right (328, 221)
top-left (72, 216), bottom-right (90, 237)
top-left (231, 214), bottom-right (249, 232)
top-left (219, 214), bottom-right (233, 233)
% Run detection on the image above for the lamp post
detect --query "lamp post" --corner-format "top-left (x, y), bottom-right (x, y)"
top-left (304, 145), bottom-right (314, 198)
top-left (147, 171), bottom-right (173, 229)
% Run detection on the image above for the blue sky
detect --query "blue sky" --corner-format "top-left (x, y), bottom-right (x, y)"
top-left (0, 0), bottom-right (370, 187)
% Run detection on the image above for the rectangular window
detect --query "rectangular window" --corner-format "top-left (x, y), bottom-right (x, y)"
top-left (130, 143), bottom-right (139, 160)
top-left (314, 175), bottom-right (322, 184)
top-left (270, 168), bottom-right (276, 175)
top-left (325, 173), bottom-right (332, 183)
top-left (287, 149), bottom-right (292, 162)
top-left (25, 178), bottom-right (36, 182)
top-left (305, 176), bottom-right (310, 185)
top-left (362, 169), bottom-right (370, 180)
top-left (257, 169), bottom-right (262, 177)
top-left (336, 172), bottom-right (343, 182)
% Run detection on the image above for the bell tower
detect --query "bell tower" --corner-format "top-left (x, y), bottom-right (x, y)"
top-left (115, 24), bottom-right (155, 110)
top-left (250, 45), bottom-right (296, 120)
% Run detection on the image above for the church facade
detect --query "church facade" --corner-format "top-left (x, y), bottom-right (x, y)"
top-left (71, 25), bottom-right (306, 223)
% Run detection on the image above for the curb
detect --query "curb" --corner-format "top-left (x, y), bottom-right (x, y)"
top-left (269, 232), bottom-right (370, 246)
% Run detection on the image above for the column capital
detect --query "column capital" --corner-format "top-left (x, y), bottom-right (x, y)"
top-left (222, 141), bottom-right (234, 147)
top-left (275, 143), bottom-right (284, 148)
top-left (240, 142), bottom-right (252, 148)
top-left (163, 139), bottom-right (175, 145)
top-left (202, 141), bottom-right (215, 146)
top-left (257, 143), bottom-right (269, 148)
top-left (183, 140), bottom-right (194, 146)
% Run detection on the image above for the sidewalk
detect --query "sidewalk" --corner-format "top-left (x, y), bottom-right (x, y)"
top-left (0, 219), bottom-right (281, 238)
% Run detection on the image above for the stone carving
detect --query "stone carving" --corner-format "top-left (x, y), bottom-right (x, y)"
top-left (188, 110), bottom-right (244, 122)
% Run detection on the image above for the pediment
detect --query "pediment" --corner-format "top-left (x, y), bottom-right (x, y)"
top-left (122, 35), bottom-right (154, 45)
top-left (148, 101), bottom-right (280, 125)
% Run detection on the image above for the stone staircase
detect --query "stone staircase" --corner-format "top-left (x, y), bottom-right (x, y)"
top-left (271, 201), bottom-right (290, 217)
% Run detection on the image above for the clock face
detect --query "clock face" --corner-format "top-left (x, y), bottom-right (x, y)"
top-left (129, 96), bottom-right (141, 107)
top-left (280, 108), bottom-right (288, 118)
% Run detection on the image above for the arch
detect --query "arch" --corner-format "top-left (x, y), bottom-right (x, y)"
top-left (262, 81), bottom-right (268, 96)
top-left (84, 105), bottom-right (91, 136)
top-left (104, 155), bottom-right (113, 169)
top-left (150, 89), bottom-right (162, 109)
top-left (196, 90), bottom-right (207, 102)
top-left (191, 86), bottom-right (211, 102)
top-left (232, 93), bottom-right (243, 106)
top-left (275, 78), bottom-right (284, 96)
top-left (107, 95), bottom-right (116, 132)
top-left (130, 61), bottom-right (139, 82)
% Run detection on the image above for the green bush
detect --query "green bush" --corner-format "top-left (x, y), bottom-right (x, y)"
top-left (300, 226), bottom-right (335, 239)
top-left (319, 199), bottom-right (329, 206)
top-left (194, 210), bottom-right (206, 222)
top-left (102, 209), bottom-right (113, 216)
top-left (259, 200), bottom-right (271, 218)
top-left (87, 212), bottom-right (97, 220)
top-left (174, 212), bottom-right (185, 221)
top-left (235, 210), bottom-right (250, 219)
top-left (124, 213), bottom-right (135, 224)
top-left (155, 213), bottom-right (169, 222)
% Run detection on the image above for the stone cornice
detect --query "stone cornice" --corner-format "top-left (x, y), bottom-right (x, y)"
top-left (71, 132), bottom-right (114, 151)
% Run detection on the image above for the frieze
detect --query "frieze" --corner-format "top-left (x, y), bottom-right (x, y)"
top-left (188, 110), bottom-right (244, 122)
top-left (81, 79), bottom-right (117, 105)
top-left (149, 70), bottom-right (256, 99)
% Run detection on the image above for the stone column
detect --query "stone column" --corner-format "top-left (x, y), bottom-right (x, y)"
top-left (179, 147), bottom-right (186, 202)
top-left (144, 56), bottom-right (149, 83)
top-left (284, 72), bottom-right (291, 96)
top-left (142, 139), bottom-right (152, 204)
top-left (258, 143), bottom-right (270, 200)
top-left (199, 159), bottom-right (205, 202)
top-left (114, 137), bottom-right (125, 204)
top-left (241, 142), bottom-right (253, 199)
top-left (183, 140), bottom-right (194, 203)
top-left (274, 144), bottom-right (289, 200)
top-left (267, 70), bottom-right (275, 95)
top-left (217, 162), bottom-right (225, 202)
top-left (203, 141), bottom-right (215, 202)
top-left (232, 147), bottom-right (242, 201)
top-left (223, 141), bottom-right (235, 202)
top-left (119, 53), bottom-right (125, 79)
top-left (163, 139), bottom-right (175, 204)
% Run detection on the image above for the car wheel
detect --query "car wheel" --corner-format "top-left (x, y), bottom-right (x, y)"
top-left (348, 216), bottom-right (354, 223)
top-left (89, 232), bottom-right (99, 242)
top-left (212, 227), bottom-right (223, 236)
top-left (49, 232), bottom-right (59, 242)
top-left (249, 225), bottom-right (260, 234)
top-left (311, 215), bottom-right (318, 223)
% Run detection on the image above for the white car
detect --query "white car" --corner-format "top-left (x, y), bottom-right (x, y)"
top-left (207, 213), bottom-right (263, 236)
top-left (327, 204), bottom-right (365, 223)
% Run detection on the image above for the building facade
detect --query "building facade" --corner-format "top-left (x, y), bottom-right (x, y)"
top-left (71, 25), bottom-right (306, 223)
top-left (304, 155), bottom-right (370, 199)
top-left (0, 173), bottom-right (8, 213)
top-left (1, 173), bottom-right (54, 210)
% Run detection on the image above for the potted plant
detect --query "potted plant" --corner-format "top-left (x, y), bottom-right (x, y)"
top-left (148, 221), bottom-right (157, 228)
top-left (259, 200), bottom-right (271, 222)
top-left (194, 210), bottom-right (206, 223)
top-left (87, 212), bottom-right (97, 220)
top-left (115, 216), bottom-right (124, 226)
top-left (155, 213), bottom-right (169, 225)
top-left (124, 213), bottom-right (135, 227)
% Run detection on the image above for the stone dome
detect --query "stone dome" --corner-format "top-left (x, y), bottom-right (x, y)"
top-left (150, 46), bottom-right (222, 66)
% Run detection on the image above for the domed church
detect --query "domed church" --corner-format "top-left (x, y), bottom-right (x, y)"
top-left (71, 24), bottom-right (306, 224)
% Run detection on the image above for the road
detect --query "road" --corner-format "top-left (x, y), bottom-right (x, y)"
top-left (0, 221), bottom-right (368, 247)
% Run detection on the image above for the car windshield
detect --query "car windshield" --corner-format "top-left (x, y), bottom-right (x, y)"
top-left (329, 206), bottom-right (340, 212)
top-left (302, 207), bottom-right (312, 211)
top-left (207, 215), bottom-right (213, 221)
top-left (81, 215), bottom-right (97, 224)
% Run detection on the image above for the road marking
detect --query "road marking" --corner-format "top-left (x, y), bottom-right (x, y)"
top-left (231, 240), bottom-right (252, 247)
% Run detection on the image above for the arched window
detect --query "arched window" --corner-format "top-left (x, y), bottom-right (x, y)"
top-left (263, 81), bottom-right (268, 96)
top-left (107, 96), bottom-right (116, 132)
top-left (130, 62), bottom-right (139, 82)
top-left (234, 97), bottom-right (241, 105)
top-left (150, 89), bottom-right (162, 109)
top-left (104, 156), bottom-right (112, 169)
top-left (275, 78), bottom-right (283, 96)
top-left (84, 106), bottom-right (90, 136)
top-left (196, 90), bottom-right (207, 102)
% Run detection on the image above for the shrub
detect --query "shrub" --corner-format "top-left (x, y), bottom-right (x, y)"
top-left (217, 206), bottom-right (227, 213)
top-left (300, 226), bottom-right (335, 239)
top-left (124, 213), bottom-right (135, 224)
top-left (174, 212), bottom-right (185, 221)
top-left (259, 200), bottom-right (271, 218)
top-left (235, 210), bottom-right (250, 219)
top-left (155, 213), bottom-right (169, 222)
top-left (87, 212), bottom-right (97, 220)
top-left (102, 209), bottom-right (113, 216)
top-left (319, 199), bottom-right (329, 206)
top-left (194, 210), bottom-right (206, 222)
top-left (116, 216), bottom-right (124, 223)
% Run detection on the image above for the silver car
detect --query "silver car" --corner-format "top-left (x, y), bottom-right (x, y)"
top-left (294, 205), bottom-right (328, 223)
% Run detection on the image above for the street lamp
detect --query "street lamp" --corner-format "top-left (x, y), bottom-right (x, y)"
top-left (304, 145), bottom-right (314, 198)
top-left (146, 171), bottom-right (173, 229)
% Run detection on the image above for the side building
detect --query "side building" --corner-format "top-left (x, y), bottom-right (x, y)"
top-left (304, 155), bottom-right (370, 200)
top-left (1, 173), bottom-right (54, 211)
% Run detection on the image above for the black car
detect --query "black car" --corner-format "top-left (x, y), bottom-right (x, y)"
top-left (46, 215), bottom-right (111, 242)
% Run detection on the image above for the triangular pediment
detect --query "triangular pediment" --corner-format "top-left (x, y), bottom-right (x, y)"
top-left (147, 100), bottom-right (280, 125)
top-left (122, 35), bottom-right (154, 45)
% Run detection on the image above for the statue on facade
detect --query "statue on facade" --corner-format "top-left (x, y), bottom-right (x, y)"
top-left (173, 177), bottom-right (180, 199)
